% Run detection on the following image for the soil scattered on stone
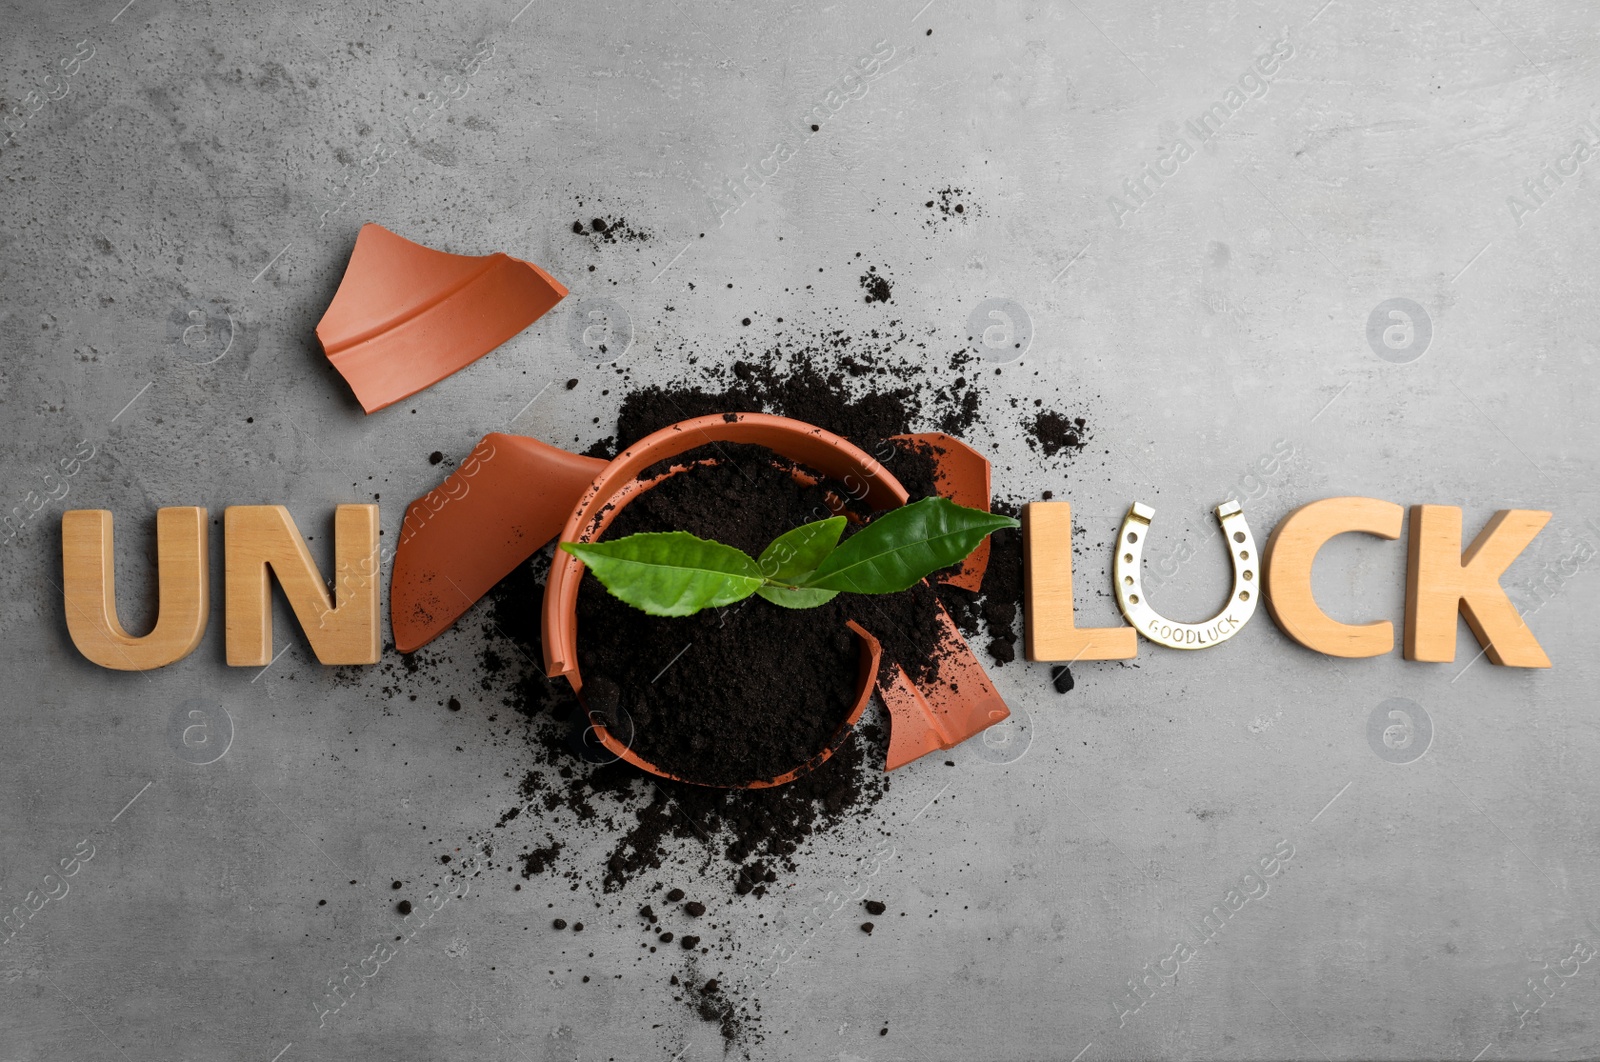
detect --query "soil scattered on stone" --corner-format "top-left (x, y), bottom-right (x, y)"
top-left (571, 214), bottom-right (651, 244)
top-left (519, 840), bottom-right (562, 877)
top-left (923, 186), bottom-right (977, 227)
top-left (412, 305), bottom-right (1098, 1055)
top-left (1026, 410), bottom-right (1088, 458)
top-left (858, 267), bottom-right (892, 304)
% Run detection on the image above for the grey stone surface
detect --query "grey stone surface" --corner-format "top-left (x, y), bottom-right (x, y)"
top-left (2, 0), bottom-right (1598, 1058)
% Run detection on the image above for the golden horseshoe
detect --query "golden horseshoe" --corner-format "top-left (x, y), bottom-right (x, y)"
top-left (1113, 500), bottom-right (1259, 650)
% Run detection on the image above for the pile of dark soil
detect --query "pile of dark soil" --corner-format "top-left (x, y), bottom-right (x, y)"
top-left (1026, 409), bottom-right (1088, 458)
top-left (416, 312), bottom-right (1098, 1055)
top-left (473, 554), bottom-right (892, 893)
top-left (575, 430), bottom-right (1013, 788)
top-left (858, 267), bottom-right (892, 303)
top-left (576, 445), bottom-right (870, 787)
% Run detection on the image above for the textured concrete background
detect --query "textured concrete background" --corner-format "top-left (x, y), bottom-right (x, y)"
top-left (3, 0), bottom-right (1598, 1059)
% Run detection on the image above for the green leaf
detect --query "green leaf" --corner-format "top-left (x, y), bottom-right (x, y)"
top-left (755, 584), bottom-right (840, 609)
top-left (798, 497), bottom-right (1019, 595)
top-left (757, 516), bottom-right (847, 583)
top-left (752, 516), bottom-right (846, 610)
top-left (561, 532), bottom-right (763, 616)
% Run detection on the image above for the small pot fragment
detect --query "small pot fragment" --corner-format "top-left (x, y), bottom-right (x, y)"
top-left (316, 223), bottom-right (567, 413)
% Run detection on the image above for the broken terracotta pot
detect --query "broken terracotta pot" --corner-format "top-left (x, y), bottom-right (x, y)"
top-left (389, 433), bottom-right (605, 654)
top-left (315, 223), bottom-right (567, 413)
top-left (390, 412), bottom-right (1010, 783)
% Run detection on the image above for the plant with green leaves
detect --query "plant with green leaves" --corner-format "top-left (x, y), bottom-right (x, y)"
top-left (561, 496), bottom-right (1018, 617)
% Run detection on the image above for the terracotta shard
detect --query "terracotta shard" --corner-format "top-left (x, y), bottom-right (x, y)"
top-left (316, 223), bottom-right (568, 413)
top-left (390, 433), bottom-right (605, 653)
top-left (891, 431), bottom-right (993, 591)
top-left (876, 600), bottom-right (1010, 771)
top-left (877, 666), bottom-right (949, 769)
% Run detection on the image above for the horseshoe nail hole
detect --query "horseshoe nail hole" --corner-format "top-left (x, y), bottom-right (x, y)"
top-left (1129, 594), bottom-right (1140, 605)
top-left (1239, 590), bottom-right (1250, 601)
top-left (1122, 576), bottom-right (1133, 587)
top-left (1239, 550), bottom-right (1250, 560)
top-left (1127, 532), bottom-right (1138, 544)
top-left (1243, 570), bottom-right (1254, 581)
top-left (1123, 553), bottom-right (1133, 564)
top-left (1233, 531), bottom-right (1246, 543)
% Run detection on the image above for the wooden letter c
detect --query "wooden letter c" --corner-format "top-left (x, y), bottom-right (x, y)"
top-left (1264, 497), bottom-right (1403, 658)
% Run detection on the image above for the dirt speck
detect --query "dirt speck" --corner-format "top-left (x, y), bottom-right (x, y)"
top-left (859, 268), bottom-right (892, 304)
